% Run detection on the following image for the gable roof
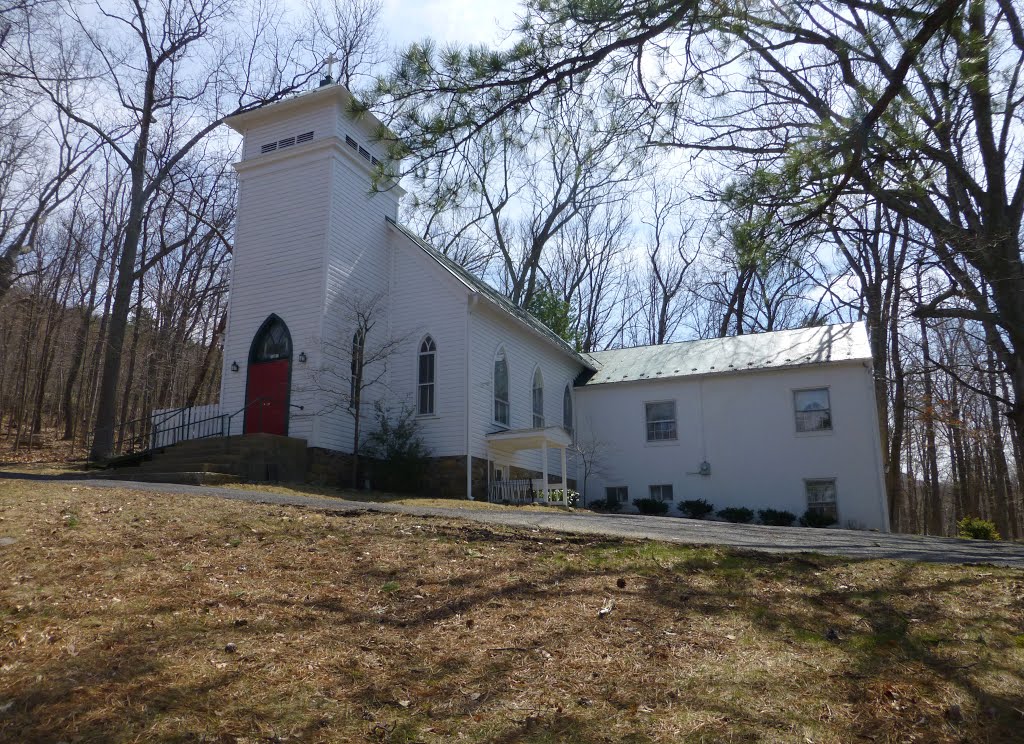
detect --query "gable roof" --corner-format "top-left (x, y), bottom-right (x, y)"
top-left (386, 218), bottom-right (595, 370)
top-left (581, 322), bottom-right (871, 386)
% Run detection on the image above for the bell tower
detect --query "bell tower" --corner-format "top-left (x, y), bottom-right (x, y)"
top-left (218, 83), bottom-right (403, 445)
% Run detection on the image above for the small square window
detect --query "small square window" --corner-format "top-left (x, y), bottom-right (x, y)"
top-left (805, 479), bottom-right (837, 521)
top-left (794, 388), bottom-right (831, 432)
top-left (649, 484), bottom-right (674, 502)
top-left (645, 401), bottom-right (677, 441)
top-left (606, 486), bottom-right (629, 503)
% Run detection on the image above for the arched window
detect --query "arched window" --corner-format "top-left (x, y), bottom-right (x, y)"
top-left (493, 348), bottom-right (509, 426)
top-left (563, 384), bottom-right (573, 434)
top-left (532, 367), bottom-right (545, 427)
top-left (350, 328), bottom-right (365, 406)
top-left (418, 336), bottom-right (436, 415)
top-left (250, 315), bottom-right (292, 363)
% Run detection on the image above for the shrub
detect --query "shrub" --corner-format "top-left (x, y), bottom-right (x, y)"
top-left (633, 498), bottom-right (670, 516)
top-left (589, 494), bottom-right (623, 513)
top-left (543, 488), bottom-right (580, 507)
top-left (679, 499), bottom-right (714, 519)
top-left (800, 510), bottom-right (837, 528)
top-left (957, 516), bottom-right (1001, 541)
top-left (759, 508), bottom-right (796, 526)
top-left (362, 402), bottom-right (431, 493)
top-left (717, 507), bottom-right (754, 524)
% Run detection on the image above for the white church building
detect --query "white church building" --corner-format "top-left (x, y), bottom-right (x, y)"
top-left (211, 82), bottom-right (890, 532)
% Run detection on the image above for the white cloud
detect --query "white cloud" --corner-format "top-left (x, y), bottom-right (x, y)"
top-left (380, 0), bottom-right (520, 48)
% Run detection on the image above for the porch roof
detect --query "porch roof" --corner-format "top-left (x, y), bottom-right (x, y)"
top-left (485, 426), bottom-right (572, 451)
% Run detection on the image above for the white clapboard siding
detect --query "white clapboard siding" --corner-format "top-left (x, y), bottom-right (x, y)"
top-left (468, 303), bottom-right (585, 480)
top-left (386, 233), bottom-right (472, 457)
top-left (574, 361), bottom-right (889, 530)
top-left (311, 138), bottom-right (401, 452)
top-left (220, 144), bottom-right (332, 441)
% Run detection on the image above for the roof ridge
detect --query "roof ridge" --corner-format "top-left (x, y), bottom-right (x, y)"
top-left (386, 218), bottom-right (594, 370)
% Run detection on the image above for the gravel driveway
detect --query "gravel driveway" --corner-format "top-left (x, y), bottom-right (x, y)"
top-left (5, 474), bottom-right (1024, 567)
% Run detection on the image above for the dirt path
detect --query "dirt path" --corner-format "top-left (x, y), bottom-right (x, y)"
top-left (4, 472), bottom-right (1024, 567)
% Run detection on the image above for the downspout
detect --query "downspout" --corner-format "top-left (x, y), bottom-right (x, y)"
top-left (465, 292), bottom-right (478, 499)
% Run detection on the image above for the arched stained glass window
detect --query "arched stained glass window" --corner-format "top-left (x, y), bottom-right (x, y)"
top-left (563, 384), bottom-right (573, 434)
top-left (350, 328), bottom-right (366, 406)
top-left (418, 336), bottom-right (436, 415)
top-left (250, 315), bottom-right (292, 362)
top-left (493, 348), bottom-right (509, 426)
top-left (532, 367), bottom-right (544, 427)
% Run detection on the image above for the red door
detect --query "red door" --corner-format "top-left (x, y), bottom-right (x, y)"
top-left (245, 359), bottom-right (289, 435)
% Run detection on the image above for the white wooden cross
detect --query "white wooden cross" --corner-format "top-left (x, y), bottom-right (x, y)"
top-left (324, 52), bottom-right (339, 80)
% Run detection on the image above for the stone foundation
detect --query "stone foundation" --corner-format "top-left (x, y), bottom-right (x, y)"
top-left (305, 448), bottom-right (572, 499)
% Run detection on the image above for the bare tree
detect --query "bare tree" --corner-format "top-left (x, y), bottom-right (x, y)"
top-left (307, 0), bottom-right (385, 90)
top-left (312, 293), bottom-right (405, 488)
top-left (5, 0), bottom-right (321, 460)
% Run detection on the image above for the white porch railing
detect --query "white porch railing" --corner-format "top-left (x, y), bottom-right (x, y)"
top-left (488, 479), bottom-right (534, 504)
top-left (487, 478), bottom-right (570, 505)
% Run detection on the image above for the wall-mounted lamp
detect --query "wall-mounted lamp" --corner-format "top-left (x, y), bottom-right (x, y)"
top-left (230, 361), bottom-right (239, 372)
top-left (298, 352), bottom-right (307, 364)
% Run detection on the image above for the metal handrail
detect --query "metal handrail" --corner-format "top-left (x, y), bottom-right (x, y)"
top-left (86, 394), bottom-right (301, 462)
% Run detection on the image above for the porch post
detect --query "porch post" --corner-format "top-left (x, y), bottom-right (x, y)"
top-left (560, 446), bottom-right (567, 500)
top-left (541, 440), bottom-right (548, 503)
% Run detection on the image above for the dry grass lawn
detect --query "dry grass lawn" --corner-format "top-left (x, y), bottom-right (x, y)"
top-left (1, 479), bottom-right (1022, 743)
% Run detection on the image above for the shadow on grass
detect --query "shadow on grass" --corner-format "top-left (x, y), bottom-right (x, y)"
top-left (2, 517), bottom-right (1022, 743)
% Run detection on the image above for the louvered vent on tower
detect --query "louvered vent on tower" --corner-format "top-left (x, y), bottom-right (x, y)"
top-left (258, 131), bottom-right (315, 156)
top-left (345, 135), bottom-right (358, 150)
top-left (358, 146), bottom-right (371, 161)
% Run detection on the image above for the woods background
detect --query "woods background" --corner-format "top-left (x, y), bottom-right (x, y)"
top-left (1, 0), bottom-right (1022, 538)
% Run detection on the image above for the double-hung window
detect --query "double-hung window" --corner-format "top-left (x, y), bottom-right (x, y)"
top-left (805, 479), bottom-right (838, 522)
top-left (645, 401), bottom-right (677, 441)
top-left (649, 484), bottom-right (674, 502)
top-left (794, 388), bottom-right (832, 432)
top-left (417, 336), bottom-right (436, 415)
top-left (606, 486), bottom-right (628, 503)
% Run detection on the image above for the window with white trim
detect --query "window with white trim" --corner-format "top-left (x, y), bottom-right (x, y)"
top-left (563, 384), bottom-right (573, 434)
top-left (532, 367), bottom-right (545, 427)
top-left (606, 486), bottom-right (628, 503)
top-left (794, 388), bottom-right (832, 432)
top-left (493, 348), bottom-right (509, 426)
top-left (417, 336), bottom-right (436, 415)
top-left (805, 479), bottom-right (838, 521)
top-left (649, 484), bottom-right (674, 502)
top-left (645, 401), bottom-right (677, 441)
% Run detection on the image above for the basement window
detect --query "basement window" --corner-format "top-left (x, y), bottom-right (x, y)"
top-left (606, 486), bottom-right (628, 503)
top-left (649, 484), bottom-right (674, 502)
top-left (805, 479), bottom-right (838, 522)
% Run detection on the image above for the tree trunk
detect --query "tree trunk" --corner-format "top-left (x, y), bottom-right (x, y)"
top-left (89, 162), bottom-right (148, 461)
top-left (919, 315), bottom-right (943, 535)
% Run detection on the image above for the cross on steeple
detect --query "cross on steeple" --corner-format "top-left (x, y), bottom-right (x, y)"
top-left (324, 52), bottom-right (339, 81)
